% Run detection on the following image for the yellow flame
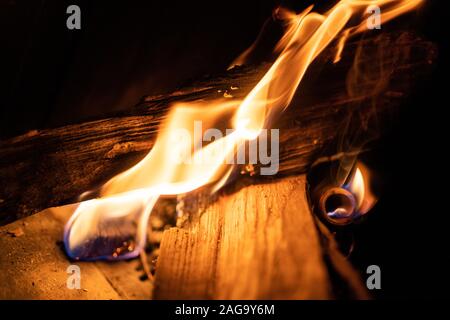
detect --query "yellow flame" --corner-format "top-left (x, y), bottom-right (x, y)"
top-left (65, 0), bottom-right (423, 260)
top-left (346, 162), bottom-right (377, 214)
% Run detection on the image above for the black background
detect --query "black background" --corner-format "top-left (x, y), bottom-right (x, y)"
top-left (348, 0), bottom-right (449, 299)
top-left (1, 0), bottom-right (449, 299)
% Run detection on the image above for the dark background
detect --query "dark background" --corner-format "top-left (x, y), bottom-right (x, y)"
top-left (1, 0), bottom-right (449, 299)
top-left (349, 0), bottom-right (449, 299)
top-left (1, 0), bottom-right (277, 137)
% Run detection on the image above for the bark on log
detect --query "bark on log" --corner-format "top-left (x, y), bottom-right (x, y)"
top-left (0, 33), bottom-right (435, 224)
top-left (153, 175), bottom-right (369, 299)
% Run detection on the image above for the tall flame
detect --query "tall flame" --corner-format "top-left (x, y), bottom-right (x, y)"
top-left (64, 0), bottom-right (423, 260)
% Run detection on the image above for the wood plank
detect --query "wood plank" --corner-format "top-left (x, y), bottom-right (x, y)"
top-left (0, 205), bottom-right (152, 300)
top-left (153, 175), bottom-right (369, 299)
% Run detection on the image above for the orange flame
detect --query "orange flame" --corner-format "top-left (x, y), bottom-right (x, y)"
top-left (64, 0), bottom-right (423, 260)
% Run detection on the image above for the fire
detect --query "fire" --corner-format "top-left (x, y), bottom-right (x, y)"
top-left (314, 160), bottom-right (377, 225)
top-left (345, 162), bottom-right (377, 216)
top-left (64, 0), bottom-right (423, 260)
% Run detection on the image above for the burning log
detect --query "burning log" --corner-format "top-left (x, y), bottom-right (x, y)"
top-left (0, 33), bottom-right (434, 225)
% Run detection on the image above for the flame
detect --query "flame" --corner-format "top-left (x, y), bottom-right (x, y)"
top-left (345, 162), bottom-right (377, 215)
top-left (64, 0), bottom-right (423, 260)
top-left (320, 161), bottom-right (377, 223)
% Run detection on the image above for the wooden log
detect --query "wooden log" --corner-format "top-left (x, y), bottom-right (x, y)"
top-left (153, 175), bottom-right (369, 299)
top-left (0, 33), bottom-right (435, 224)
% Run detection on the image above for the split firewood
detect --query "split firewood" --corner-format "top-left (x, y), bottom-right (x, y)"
top-left (154, 175), bottom-right (369, 299)
top-left (0, 33), bottom-right (435, 224)
top-left (0, 206), bottom-right (153, 299)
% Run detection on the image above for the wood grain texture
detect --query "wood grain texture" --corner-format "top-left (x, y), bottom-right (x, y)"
top-left (0, 33), bottom-right (435, 224)
top-left (0, 205), bottom-right (152, 300)
top-left (153, 175), bottom-right (369, 299)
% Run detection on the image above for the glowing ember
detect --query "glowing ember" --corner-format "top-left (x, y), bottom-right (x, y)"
top-left (64, 0), bottom-right (423, 260)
